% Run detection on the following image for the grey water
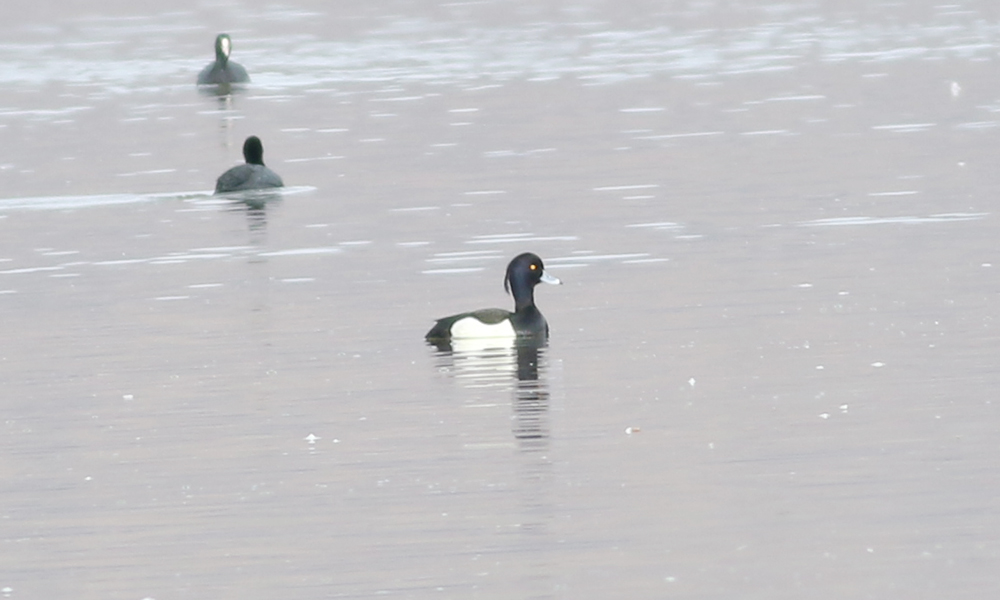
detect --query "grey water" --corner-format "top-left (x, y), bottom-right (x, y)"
top-left (3, 0), bottom-right (1000, 598)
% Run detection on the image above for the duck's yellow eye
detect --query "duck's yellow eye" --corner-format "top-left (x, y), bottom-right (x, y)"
top-left (530, 264), bottom-right (537, 270)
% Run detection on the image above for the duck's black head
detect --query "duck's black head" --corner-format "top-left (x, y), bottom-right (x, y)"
top-left (215, 34), bottom-right (232, 64)
top-left (242, 136), bottom-right (266, 166)
top-left (504, 252), bottom-right (561, 309)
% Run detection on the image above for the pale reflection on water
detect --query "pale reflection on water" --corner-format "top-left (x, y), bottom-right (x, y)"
top-left (217, 189), bottom-right (285, 233)
top-left (430, 337), bottom-right (551, 452)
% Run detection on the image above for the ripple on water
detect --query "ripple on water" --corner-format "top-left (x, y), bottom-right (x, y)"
top-left (1, 4), bottom-right (999, 91)
top-left (593, 184), bottom-right (659, 192)
top-left (426, 251), bottom-right (503, 264)
top-left (546, 252), bottom-right (653, 268)
top-left (465, 233), bottom-right (579, 244)
top-left (626, 221), bottom-right (686, 233)
top-left (422, 249), bottom-right (502, 274)
top-left (258, 247), bottom-right (341, 257)
top-left (799, 213), bottom-right (988, 227)
top-left (0, 187), bottom-right (314, 213)
top-left (0, 191), bottom-right (201, 211)
top-left (0, 244), bottom-right (348, 283)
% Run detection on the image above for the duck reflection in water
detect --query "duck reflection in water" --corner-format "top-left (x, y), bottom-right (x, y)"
top-left (509, 338), bottom-right (549, 449)
top-left (429, 336), bottom-right (551, 450)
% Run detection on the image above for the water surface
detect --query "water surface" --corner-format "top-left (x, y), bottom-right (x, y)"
top-left (2, 1), bottom-right (1000, 598)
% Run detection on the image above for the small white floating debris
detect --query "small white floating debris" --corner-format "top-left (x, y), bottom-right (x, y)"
top-left (123, 394), bottom-right (134, 400)
top-left (871, 362), bottom-right (885, 368)
top-left (819, 413), bottom-right (830, 419)
top-left (840, 404), bottom-right (849, 413)
top-left (816, 365), bottom-right (824, 370)
top-left (625, 426), bottom-right (641, 435)
top-left (798, 283), bottom-right (813, 288)
top-left (983, 263), bottom-right (992, 268)
top-left (950, 81), bottom-right (961, 98)
top-left (304, 434), bottom-right (320, 444)
top-left (688, 378), bottom-right (696, 387)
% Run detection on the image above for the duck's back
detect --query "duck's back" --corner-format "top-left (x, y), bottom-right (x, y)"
top-left (215, 163), bottom-right (283, 193)
top-left (426, 308), bottom-right (515, 340)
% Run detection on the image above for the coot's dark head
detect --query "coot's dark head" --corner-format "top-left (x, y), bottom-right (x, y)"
top-left (504, 252), bottom-right (561, 308)
top-left (215, 34), bottom-right (233, 65)
top-left (242, 136), bottom-right (266, 166)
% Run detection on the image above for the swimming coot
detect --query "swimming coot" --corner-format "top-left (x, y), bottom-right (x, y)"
top-left (197, 33), bottom-right (250, 85)
top-left (214, 136), bottom-right (284, 194)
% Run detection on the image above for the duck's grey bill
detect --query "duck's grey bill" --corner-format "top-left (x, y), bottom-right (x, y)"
top-left (540, 271), bottom-right (561, 285)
